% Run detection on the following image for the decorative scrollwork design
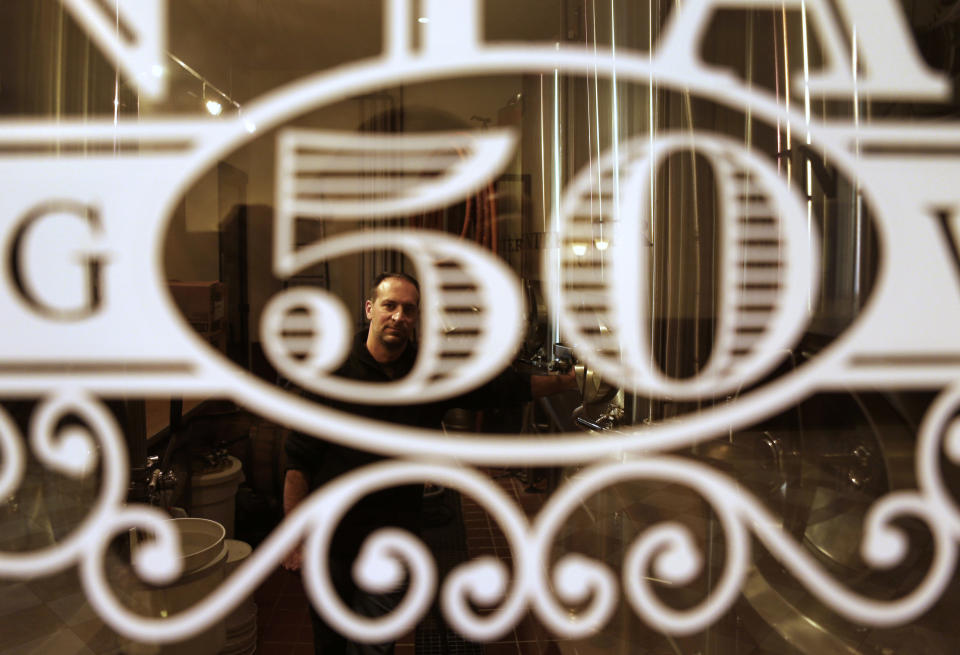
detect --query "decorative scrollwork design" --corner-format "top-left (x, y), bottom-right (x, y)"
top-left (297, 476), bottom-right (438, 643)
top-left (0, 403), bottom-right (25, 501)
top-left (296, 460), bottom-right (530, 643)
top-left (531, 459), bottom-right (747, 636)
top-left (916, 382), bottom-right (960, 540)
top-left (435, 466), bottom-right (529, 642)
top-left (529, 449), bottom-right (959, 636)
top-left (747, 482), bottom-right (956, 626)
top-left (536, 552), bottom-right (619, 637)
top-left (0, 390), bottom-right (133, 577)
top-left (6, 388), bottom-right (960, 645)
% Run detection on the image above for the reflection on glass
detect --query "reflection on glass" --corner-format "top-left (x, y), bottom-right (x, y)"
top-left (2, 1), bottom-right (959, 654)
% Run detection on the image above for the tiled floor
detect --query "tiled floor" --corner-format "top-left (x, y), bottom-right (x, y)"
top-left (0, 568), bottom-right (130, 655)
top-left (460, 468), bottom-right (556, 655)
top-left (252, 568), bottom-right (319, 655)
top-left (0, 457), bottom-right (128, 655)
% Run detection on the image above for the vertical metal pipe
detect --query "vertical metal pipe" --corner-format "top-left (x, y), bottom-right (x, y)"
top-left (851, 25), bottom-right (864, 310)
top-left (550, 60), bottom-right (563, 360)
top-left (801, 1), bottom-right (815, 314)
top-left (645, 0), bottom-right (657, 423)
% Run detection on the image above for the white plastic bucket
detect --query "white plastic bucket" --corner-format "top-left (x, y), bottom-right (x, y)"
top-left (190, 456), bottom-right (244, 538)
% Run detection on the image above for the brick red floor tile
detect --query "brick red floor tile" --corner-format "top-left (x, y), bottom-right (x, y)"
top-left (261, 619), bottom-right (303, 644)
top-left (257, 641), bottom-right (294, 655)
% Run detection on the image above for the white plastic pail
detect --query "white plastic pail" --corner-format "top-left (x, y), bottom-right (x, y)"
top-left (190, 456), bottom-right (244, 538)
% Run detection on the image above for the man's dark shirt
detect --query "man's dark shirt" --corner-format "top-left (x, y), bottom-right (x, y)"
top-left (285, 330), bottom-right (532, 553)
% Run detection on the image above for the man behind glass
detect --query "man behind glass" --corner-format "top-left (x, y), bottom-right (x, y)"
top-left (283, 272), bottom-right (574, 654)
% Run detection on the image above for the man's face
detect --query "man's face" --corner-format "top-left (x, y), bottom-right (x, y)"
top-left (365, 277), bottom-right (420, 350)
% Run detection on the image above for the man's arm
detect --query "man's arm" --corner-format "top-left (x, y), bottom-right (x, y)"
top-left (455, 366), bottom-right (578, 411)
top-left (281, 468), bottom-right (310, 570)
top-left (530, 370), bottom-right (578, 398)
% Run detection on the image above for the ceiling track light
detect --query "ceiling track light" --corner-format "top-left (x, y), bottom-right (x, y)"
top-left (170, 53), bottom-right (240, 117)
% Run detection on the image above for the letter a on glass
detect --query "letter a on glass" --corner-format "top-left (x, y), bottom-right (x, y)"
top-left (656, 0), bottom-right (947, 100)
top-left (60, 0), bottom-right (168, 99)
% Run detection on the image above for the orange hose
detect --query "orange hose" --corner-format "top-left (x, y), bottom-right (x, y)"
top-left (487, 183), bottom-right (498, 254)
top-left (460, 195), bottom-right (473, 239)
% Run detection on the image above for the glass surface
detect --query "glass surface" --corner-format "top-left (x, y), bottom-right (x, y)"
top-left (2, 1), bottom-right (959, 653)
